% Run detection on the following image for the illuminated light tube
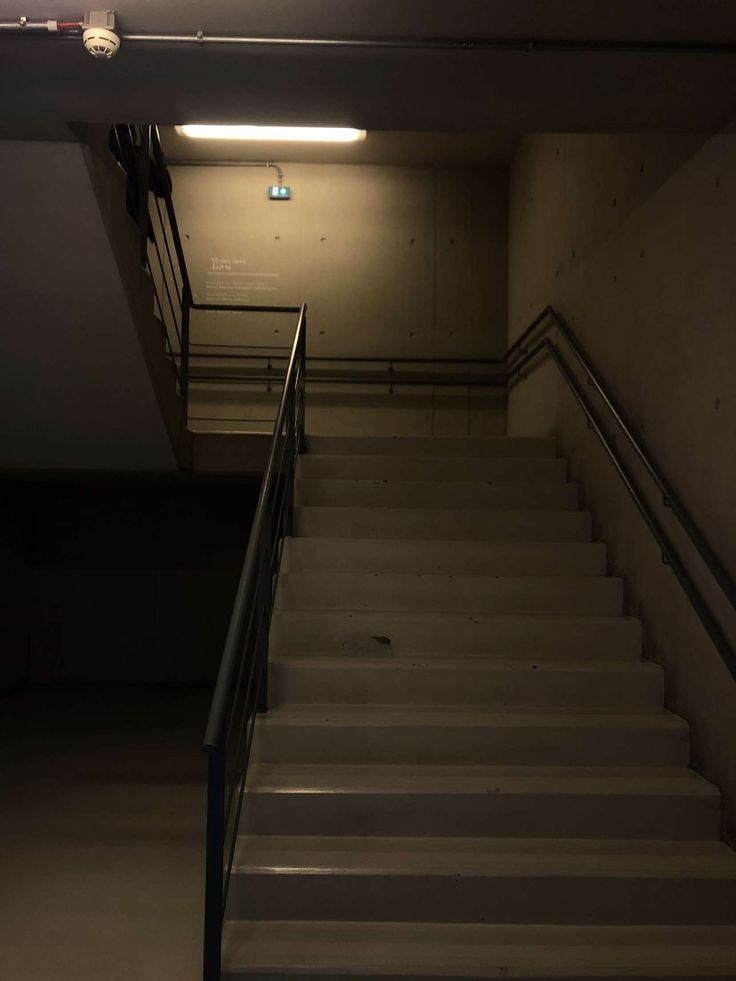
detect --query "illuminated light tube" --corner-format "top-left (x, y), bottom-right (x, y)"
top-left (177, 124), bottom-right (367, 142)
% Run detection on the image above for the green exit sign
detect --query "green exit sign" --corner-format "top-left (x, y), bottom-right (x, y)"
top-left (268, 185), bottom-right (291, 200)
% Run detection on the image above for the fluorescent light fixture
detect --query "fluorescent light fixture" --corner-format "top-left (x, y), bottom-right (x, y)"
top-left (177, 124), bottom-right (367, 143)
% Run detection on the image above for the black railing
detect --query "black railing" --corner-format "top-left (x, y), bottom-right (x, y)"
top-left (506, 306), bottom-right (736, 682)
top-left (110, 123), bottom-right (193, 396)
top-left (183, 354), bottom-right (505, 390)
top-left (110, 128), bottom-right (309, 977)
top-left (110, 124), bottom-right (303, 413)
top-left (201, 304), bottom-right (306, 981)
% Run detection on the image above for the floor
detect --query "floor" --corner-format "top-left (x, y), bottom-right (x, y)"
top-left (0, 685), bottom-right (211, 981)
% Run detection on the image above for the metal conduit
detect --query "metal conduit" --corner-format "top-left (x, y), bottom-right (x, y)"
top-left (2, 22), bottom-right (736, 54)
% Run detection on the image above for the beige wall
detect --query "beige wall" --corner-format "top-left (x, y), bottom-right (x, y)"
top-left (507, 132), bottom-right (736, 839)
top-left (171, 162), bottom-right (507, 435)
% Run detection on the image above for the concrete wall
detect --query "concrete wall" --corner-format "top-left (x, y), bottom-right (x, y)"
top-left (22, 479), bottom-right (254, 684)
top-left (0, 488), bottom-right (30, 694)
top-left (507, 132), bottom-right (736, 839)
top-left (0, 140), bottom-right (178, 471)
top-left (171, 162), bottom-right (507, 435)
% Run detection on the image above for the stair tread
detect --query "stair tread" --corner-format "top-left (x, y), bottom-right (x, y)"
top-left (283, 538), bottom-right (607, 576)
top-left (303, 454), bottom-right (561, 464)
top-left (296, 508), bottom-right (592, 542)
top-left (306, 436), bottom-right (557, 458)
top-left (284, 537), bottom-right (605, 561)
top-left (273, 611), bottom-right (636, 625)
top-left (270, 655), bottom-right (655, 673)
top-left (297, 506), bottom-right (584, 516)
top-left (246, 763), bottom-right (718, 797)
top-left (233, 835), bottom-right (736, 876)
top-left (288, 536), bottom-right (602, 545)
top-left (279, 572), bottom-right (618, 583)
top-left (271, 610), bottom-right (641, 661)
top-left (258, 705), bottom-right (687, 728)
top-left (297, 478), bottom-right (576, 487)
top-left (222, 920), bottom-right (736, 975)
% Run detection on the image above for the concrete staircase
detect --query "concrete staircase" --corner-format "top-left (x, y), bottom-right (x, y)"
top-left (223, 434), bottom-right (736, 978)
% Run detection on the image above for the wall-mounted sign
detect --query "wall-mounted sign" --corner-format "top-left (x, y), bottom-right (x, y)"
top-left (268, 185), bottom-right (291, 200)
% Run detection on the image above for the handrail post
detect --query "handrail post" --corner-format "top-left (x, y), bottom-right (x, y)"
top-left (181, 286), bottom-right (191, 405)
top-left (138, 125), bottom-right (151, 268)
top-left (202, 739), bottom-right (225, 981)
top-left (283, 398), bottom-right (296, 537)
top-left (255, 544), bottom-right (271, 714)
top-left (298, 308), bottom-right (307, 453)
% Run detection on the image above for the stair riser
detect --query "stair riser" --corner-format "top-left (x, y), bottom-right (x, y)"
top-left (298, 455), bottom-right (569, 483)
top-left (242, 792), bottom-right (720, 840)
top-left (282, 539), bottom-right (608, 576)
top-left (268, 663), bottom-right (661, 709)
top-left (295, 481), bottom-right (579, 511)
top-left (275, 575), bottom-right (622, 617)
top-left (270, 614), bottom-right (642, 660)
top-left (228, 872), bottom-right (736, 925)
top-left (295, 509), bottom-right (591, 542)
top-left (306, 436), bottom-right (556, 458)
top-left (251, 724), bottom-right (688, 766)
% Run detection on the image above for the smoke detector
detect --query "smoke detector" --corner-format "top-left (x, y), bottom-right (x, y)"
top-left (82, 10), bottom-right (120, 58)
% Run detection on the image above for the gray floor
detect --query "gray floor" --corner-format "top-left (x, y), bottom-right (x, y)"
top-left (0, 685), bottom-right (211, 981)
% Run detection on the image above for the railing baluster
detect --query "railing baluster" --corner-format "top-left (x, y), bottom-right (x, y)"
top-left (283, 400), bottom-right (296, 537)
top-left (181, 295), bottom-right (191, 404)
top-left (150, 229), bottom-right (182, 349)
top-left (137, 125), bottom-right (151, 268)
top-left (255, 540), bottom-right (272, 714)
top-left (203, 739), bottom-right (225, 981)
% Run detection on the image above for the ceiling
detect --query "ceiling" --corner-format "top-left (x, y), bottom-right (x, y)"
top-left (18, 0), bottom-right (736, 42)
top-left (1, 1), bottom-right (736, 142)
top-left (161, 128), bottom-right (518, 167)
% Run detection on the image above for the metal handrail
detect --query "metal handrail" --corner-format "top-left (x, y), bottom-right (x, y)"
top-left (174, 347), bottom-right (505, 392)
top-left (201, 304), bottom-right (307, 981)
top-left (506, 310), bottom-right (736, 682)
top-left (506, 306), bottom-right (736, 614)
top-left (203, 305), bottom-right (306, 749)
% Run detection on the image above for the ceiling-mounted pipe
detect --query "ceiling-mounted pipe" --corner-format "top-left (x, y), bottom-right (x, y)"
top-left (2, 18), bottom-right (736, 54)
top-left (170, 159), bottom-right (285, 182)
top-left (0, 18), bottom-right (80, 32)
top-left (118, 33), bottom-right (736, 55)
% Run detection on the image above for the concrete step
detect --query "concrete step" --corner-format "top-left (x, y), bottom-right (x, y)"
top-left (270, 612), bottom-right (641, 660)
top-left (282, 538), bottom-right (608, 576)
top-left (222, 920), bottom-right (736, 979)
top-left (298, 453), bottom-right (568, 483)
top-left (268, 657), bottom-right (661, 709)
top-left (274, 573), bottom-right (622, 616)
top-left (228, 836), bottom-right (736, 924)
top-left (295, 479), bottom-right (579, 511)
top-left (243, 764), bottom-right (720, 840)
top-left (306, 436), bottom-right (556, 458)
top-left (251, 706), bottom-right (689, 766)
top-left (295, 507), bottom-right (592, 541)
